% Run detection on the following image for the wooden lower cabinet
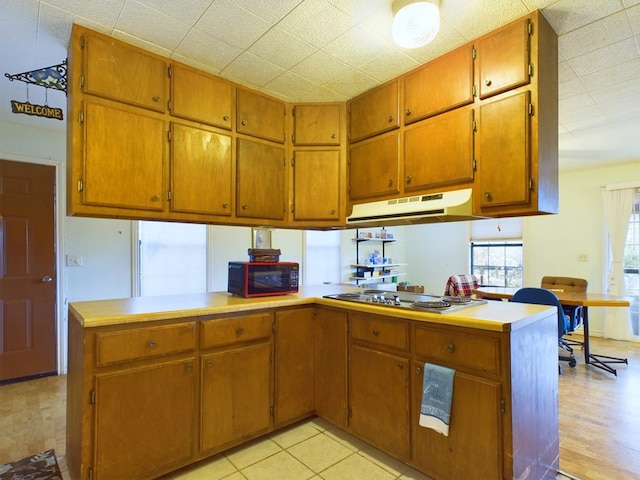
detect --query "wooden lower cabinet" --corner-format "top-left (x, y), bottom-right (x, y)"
top-left (349, 344), bottom-right (411, 461)
top-left (411, 362), bottom-right (503, 480)
top-left (314, 307), bottom-right (348, 428)
top-left (274, 308), bottom-right (315, 427)
top-left (200, 343), bottom-right (272, 452)
top-left (94, 359), bottom-right (196, 480)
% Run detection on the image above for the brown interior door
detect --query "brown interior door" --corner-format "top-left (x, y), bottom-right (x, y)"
top-left (0, 160), bottom-right (56, 382)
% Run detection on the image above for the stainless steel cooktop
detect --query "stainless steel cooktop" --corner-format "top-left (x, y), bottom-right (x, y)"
top-left (323, 289), bottom-right (487, 314)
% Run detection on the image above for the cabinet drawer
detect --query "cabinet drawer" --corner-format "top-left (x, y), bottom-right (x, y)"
top-left (350, 312), bottom-right (409, 351)
top-left (415, 326), bottom-right (501, 375)
top-left (96, 322), bottom-right (196, 366)
top-left (201, 312), bottom-right (273, 349)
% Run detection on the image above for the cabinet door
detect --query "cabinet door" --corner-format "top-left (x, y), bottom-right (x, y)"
top-left (94, 359), bottom-right (196, 480)
top-left (237, 88), bottom-right (285, 143)
top-left (293, 104), bottom-right (341, 145)
top-left (236, 138), bottom-right (286, 220)
top-left (170, 122), bottom-right (233, 216)
top-left (201, 343), bottom-right (272, 453)
top-left (404, 107), bottom-right (475, 191)
top-left (477, 17), bottom-right (531, 99)
top-left (83, 99), bottom-right (166, 211)
top-left (293, 150), bottom-right (340, 221)
top-left (314, 307), bottom-right (348, 428)
top-left (349, 81), bottom-right (399, 143)
top-left (350, 344), bottom-right (410, 461)
top-left (348, 131), bottom-right (400, 200)
top-left (274, 308), bottom-right (315, 426)
top-left (404, 44), bottom-right (474, 124)
top-left (478, 91), bottom-right (531, 209)
top-left (81, 28), bottom-right (167, 112)
top-left (171, 63), bottom-right (233, 130)
top-left (412, 363), bottom-right (503, 480)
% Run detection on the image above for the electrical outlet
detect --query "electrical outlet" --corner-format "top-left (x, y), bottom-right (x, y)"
top-left (577, 253), bottom-right (588, 262)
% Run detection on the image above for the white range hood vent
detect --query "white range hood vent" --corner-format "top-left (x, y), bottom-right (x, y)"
top-left (346, 188), bottom-right (487, 227)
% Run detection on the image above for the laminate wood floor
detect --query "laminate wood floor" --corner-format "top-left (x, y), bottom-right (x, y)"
top-left (0, 335), bottom-right (638, 480)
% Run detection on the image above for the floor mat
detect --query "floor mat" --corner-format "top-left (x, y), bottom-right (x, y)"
top-left (0, 449), bottom-right (62, 480)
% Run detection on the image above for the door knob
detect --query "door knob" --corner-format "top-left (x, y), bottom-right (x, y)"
top-left (41, 276), bottom-right (53, 283)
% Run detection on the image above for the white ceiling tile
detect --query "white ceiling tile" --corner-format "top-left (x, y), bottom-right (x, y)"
top-left (559, 92), bottom-right (596, 112)
top-left (328, 0), bottom-right (389, 22)
top-left (247, 26), bottom-right (317, 70)
top-left (580, 57), bottom-right (640, 91)
top-left (324, 69), bottom-right (378, 98)
top-left (558, 10), bottom-right (634, 59)
top-left (290, 50), bottom-right (352, 85)
top-left (175, 27), bottom-right (242, 71)
top-left (558, 61), bottom-right (578, 82)
top-left (234, 0), bottom-right (302, 23)
top-left (540, 0), bottom-right (624, 35)
top-left (628, 4), bottom-right (640, 34)
top-left (42, 0), bottom-right (126, 27)
top-left (277, 0), bottom-right (355, 49)
top-left (567, 37), bottom-right (639, 76)
top-left (322, 25), bottom-right (391, 68)
top-left (263, 70), bottom-right (319, 101)
top-left (558, 77), bottom-right (586, 99)
top-left (116, 1), bottom-right (191, 50)
top-left (136, 0), bottom-right (213, 25)
top-left (221, 51), bottom-right (285, 87)
top-left (589, 75), bottom-right (640, 103)
top-left (358, 50), bottom-right (420, 83)
top-left (298, 85), bottom-right (348, 102)
top-left (559, 102), bottom-right (602, 124)
top-left (196, 0), bottom-right (273, 50)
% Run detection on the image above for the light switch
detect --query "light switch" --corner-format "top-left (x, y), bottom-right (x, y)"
top-left (576, 253), bottom-right (588, 262)
top-left (66, 254), bottom-right (83, 267)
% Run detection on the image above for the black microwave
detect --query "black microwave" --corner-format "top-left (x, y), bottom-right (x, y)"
top-left (228, 261), bottom-right (299, 297)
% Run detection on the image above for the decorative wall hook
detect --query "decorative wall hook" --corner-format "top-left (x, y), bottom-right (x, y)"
top-left (5, 59), bottom-right (67, 93)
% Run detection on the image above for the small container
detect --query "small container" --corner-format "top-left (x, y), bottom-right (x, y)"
top-left (248, 248), bottom-right (281, 262)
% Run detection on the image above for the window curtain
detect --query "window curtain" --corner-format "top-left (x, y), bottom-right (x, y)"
top-left (601, 188), bottom-right (634, 340)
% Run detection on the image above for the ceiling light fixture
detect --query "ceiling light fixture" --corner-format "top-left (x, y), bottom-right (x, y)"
top-left (391, 0), bottom-right (440, 49)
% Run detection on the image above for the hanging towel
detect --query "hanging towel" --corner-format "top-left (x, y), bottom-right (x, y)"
top-left (419, 363), bottom-right (455, 436)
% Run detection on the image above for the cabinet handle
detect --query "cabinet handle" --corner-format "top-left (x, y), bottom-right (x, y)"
top-left (331, 133), bottom-right (336, 139)
top-left (185, 363), bottom-right (193, 371)
top-left (152, 96), bottom-right (160, 102)
top-left (206, 360), bottom-right (213, 367)
top-left (242, 119), bottom-right (249, 126)
top-left (484, 79), bottom-right (492, 86)
top-left (372, 329), bottom-right (379, 337)
top-left (151, 195), bottom-right (159, 202)
top-left (387, 115), bottom-right (393, 123)
top-left (406, 175), bottom-right (412, 184)
top-left (223, 115), bottom-right (230, 121)
top-left (388, 179), bottom-right (393, 187)
top-left (236, 327), bottom-right (244, 336)
top-left (147, 340), bottom-right (156, 348)
top-left (446, 343), bottom-right (455, 353)
top-left (398, 363), bottom-right (404, 369)
top-left (222, 202), bottom-right (229, 209)
top-left (484, 191), bottom-right (492, 199)
top-left (330, 209), bottom-right (336, 215)
top-left (406, 108), bottom-right (411, 116)
top-left (416, 366), bottom-right (422, 374)
top-left (242, 204), bottom-right (249, 210)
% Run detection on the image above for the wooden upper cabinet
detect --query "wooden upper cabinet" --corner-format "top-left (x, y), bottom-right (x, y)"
top-left (293, 104), bottom-right (341, 146)
top-left (170, 122), bottom-right (233, 216)
top-left (404, 44), bottom-right (474, 124)
top-left (477, 90), bottom-right (531, 209)
top-left (349, 81), bottom-right (400, 143)
top-left (79, 26), bottom-right (168, 113)
top-left (293, 150), bottom-right (340, 221)
top-left (477, 17), bottom-right (531, 100)
top-left (237, 89), bottom-right (285, 143)
top-left (171, 63), bottom-right (233, 130)
top-left (82, 99), bottom-right (166, 211)
top-left (404, 106), bottom-right (475, 191)
top-left (236, 138), bottom-right (286, 220)
top-left (349, 131), bottom-right (400, 200)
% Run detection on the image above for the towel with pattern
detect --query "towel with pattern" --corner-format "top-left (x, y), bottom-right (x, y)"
top-left (419, 363), bottom-right (455, 436)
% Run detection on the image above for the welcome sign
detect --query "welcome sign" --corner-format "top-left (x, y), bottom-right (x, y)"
top-left (11, 100), bottom-right (63, 120)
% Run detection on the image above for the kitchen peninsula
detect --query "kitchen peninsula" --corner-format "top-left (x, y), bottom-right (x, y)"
top-left (66, 285), bottom-right (559, 480)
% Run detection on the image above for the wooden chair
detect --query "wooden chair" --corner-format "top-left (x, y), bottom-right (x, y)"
top-left (540, 276), bottom-right (587, 350)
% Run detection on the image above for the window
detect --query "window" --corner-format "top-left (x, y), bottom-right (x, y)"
top-left (471, 241), bottom-right (523, 287)
top-left (136, 221), bottom-right (207, 296)
top-left (303, 230), bottom-right (341, 285)
top-left (470, 218), bottom-right (523, 288)
top-left (623, 191), bottom-right (640, 335)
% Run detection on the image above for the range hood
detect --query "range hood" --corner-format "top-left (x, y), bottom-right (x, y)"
top-left (346, 188), bottom-right (487, 227)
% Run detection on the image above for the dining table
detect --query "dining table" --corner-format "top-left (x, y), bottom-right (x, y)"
top-left (473, 286), bottom-right (630, 376)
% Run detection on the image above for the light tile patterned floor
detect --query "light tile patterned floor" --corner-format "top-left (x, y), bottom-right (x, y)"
top-left (163, 417), bottom-right (431, 480)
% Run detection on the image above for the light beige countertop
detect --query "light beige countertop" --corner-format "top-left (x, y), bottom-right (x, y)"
top-left (69, 284), bottom-right (554, 332)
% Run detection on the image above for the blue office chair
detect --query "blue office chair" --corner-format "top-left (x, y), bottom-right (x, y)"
top-left (510, 287), bottom-right (577, 372)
